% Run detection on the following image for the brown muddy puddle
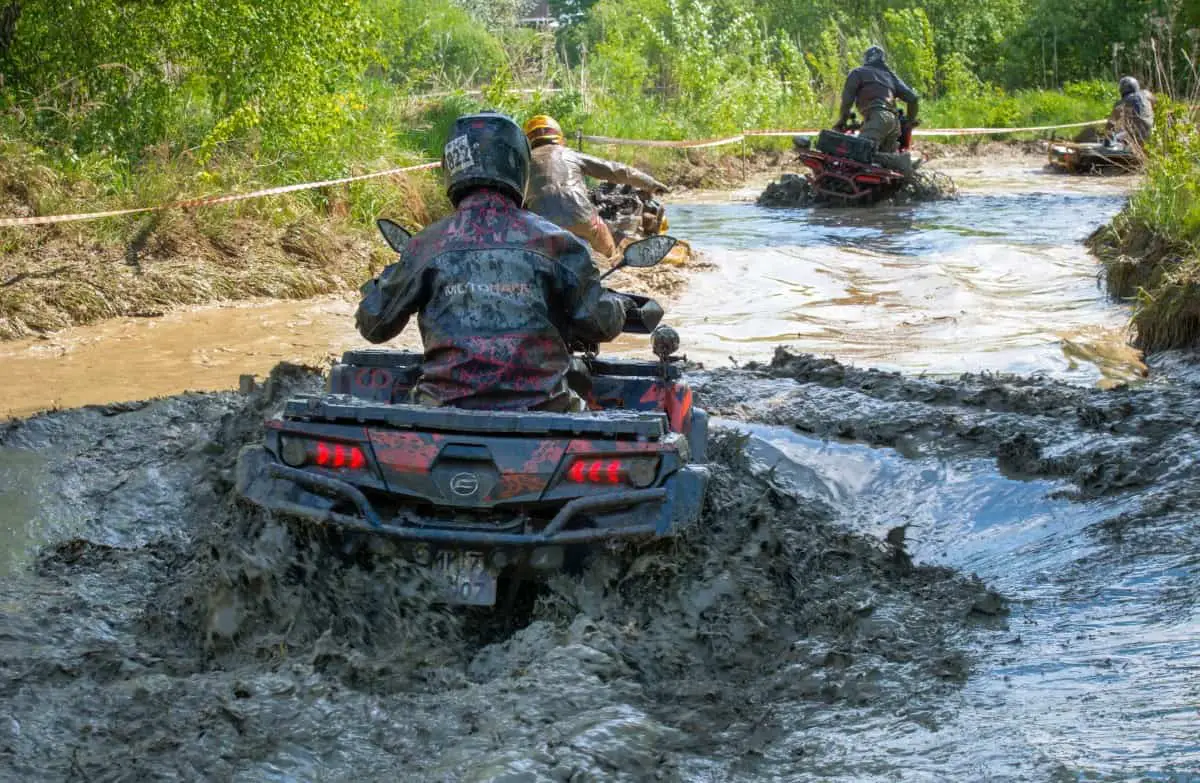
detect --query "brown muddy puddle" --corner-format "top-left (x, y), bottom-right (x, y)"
top-left (0, 155), bottom-right (1140, 419)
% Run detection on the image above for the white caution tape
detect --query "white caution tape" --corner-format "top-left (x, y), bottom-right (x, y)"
top-left (0, 161), bottom-right (442, 228)
top-left (0, 116), bottom-right (1109, 228)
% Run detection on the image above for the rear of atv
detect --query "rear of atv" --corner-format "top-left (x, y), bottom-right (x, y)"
top-left (236, 350), bottom-right (709, 606)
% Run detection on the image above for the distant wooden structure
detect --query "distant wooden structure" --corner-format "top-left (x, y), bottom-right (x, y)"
top-left (520, 0), bottom-right (556, 28)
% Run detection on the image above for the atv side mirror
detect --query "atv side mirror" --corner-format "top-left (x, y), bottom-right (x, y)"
top-left (377, 218), bottom-right (412, 254)
top-left (601, 235), bottom-right (678, 280)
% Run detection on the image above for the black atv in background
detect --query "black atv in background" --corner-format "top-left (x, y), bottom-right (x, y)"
top-left (236, 220), bottom-right (710, 607)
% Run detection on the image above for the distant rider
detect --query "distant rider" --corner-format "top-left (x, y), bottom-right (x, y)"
top-left (354, 112), bottom-right (626, 412)
top-left (1107, 76), bottom-right (1154, 147)
top-left (835, 45), bottom-right (920, 167)
top-left (523, 114), bottom-right (669, 260)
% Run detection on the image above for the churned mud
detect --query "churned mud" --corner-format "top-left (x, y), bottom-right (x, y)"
top-left (0, 362), bottom-right (1005, 782)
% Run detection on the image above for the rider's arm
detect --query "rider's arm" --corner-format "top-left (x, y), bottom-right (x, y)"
top-left (837, 69), bottom-right (861, 125)
top-left (556, 236), bottom-right (625, 344)
top-left (354, 258), bottom-right (429, 344)
top-left (572, 151), bottom-right (667, 193)
top-left (892, 73), bottom-right (920, 122)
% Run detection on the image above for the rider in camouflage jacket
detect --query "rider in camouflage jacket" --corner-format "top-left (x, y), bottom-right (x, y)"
top-left (355, 112), bottom-right (626, 412)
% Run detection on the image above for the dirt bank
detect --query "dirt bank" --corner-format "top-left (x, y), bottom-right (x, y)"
top-left (1088, 216), bottom-right (1200, 354)
top-left (0, 362), bottom-right (1004, 782)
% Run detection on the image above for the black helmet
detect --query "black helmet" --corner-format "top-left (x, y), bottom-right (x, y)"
top-left (864, 45), bottom-right (886, 66)
top-left (442, 112), bottom-right (530, 207)
top-left (1118, 76), bottom-right (1139, 96)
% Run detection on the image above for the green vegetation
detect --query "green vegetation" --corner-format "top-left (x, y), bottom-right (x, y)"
top-left (1091, 101), bottom-right (1200, 353)
top-left (0, 0), bottom-right (1189, 335)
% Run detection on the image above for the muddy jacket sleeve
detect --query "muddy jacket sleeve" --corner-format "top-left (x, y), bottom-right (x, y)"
top-left (890, 71), bottom-right (919, 120)
top-left (354, 258), bottom-right (429, 344)
top-left (556, 240), bottom-right (625, 344)
top-left (572, 151), bottom-right (665, 192)
top-left (838, 70), bottom-right (862, 122)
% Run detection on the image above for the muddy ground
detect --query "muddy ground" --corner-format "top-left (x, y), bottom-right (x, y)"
top-left (0, 360), bottom-right (1015, 782)
top-left (4, 345), bottom-right (1199, 779)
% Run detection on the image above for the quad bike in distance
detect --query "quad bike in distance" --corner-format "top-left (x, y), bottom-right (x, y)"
top-left (1047, 131), bottom-right (1142, 174)
top-left (236, 219), bottom-right (710, 608)
top-left (791, 112), bottom-right (917, 205)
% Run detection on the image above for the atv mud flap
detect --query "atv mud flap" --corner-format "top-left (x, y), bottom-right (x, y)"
top-left (235, 445), bottom-right (708, 597)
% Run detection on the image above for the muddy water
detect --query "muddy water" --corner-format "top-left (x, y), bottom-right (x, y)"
top-left (0, 156), bottom-right (1138, 419)
top-left (734, 421), bottom-right (1199, 778)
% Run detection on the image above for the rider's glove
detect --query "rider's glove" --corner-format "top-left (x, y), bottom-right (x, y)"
top-left (613, 294), bottom-right (637, 312)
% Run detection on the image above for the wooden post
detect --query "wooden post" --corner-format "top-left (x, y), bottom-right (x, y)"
top-left (576, 129), bottom-right (583, 153)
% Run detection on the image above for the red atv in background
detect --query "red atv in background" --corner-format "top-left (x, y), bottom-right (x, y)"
top-left (792, 112), bottom-right (915, 205)
top-left (236, 220), bottom-right (710, 608)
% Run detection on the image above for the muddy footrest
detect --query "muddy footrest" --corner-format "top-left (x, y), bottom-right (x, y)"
top-left (283, 396), bottom-right (670, 439)
top-left (339, 349), bottom-right (423, 368)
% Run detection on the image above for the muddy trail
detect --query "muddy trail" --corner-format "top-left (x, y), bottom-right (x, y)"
top-left (2, 345), bottom-right (1199, 780)
top-left (0, 364), bottom-right (1007, 782)
top-left (0, 153), bottom-right (1139, 420)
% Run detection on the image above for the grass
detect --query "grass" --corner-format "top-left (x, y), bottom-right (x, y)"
top-left (1089, 102), bottom-right (1200, 353)
top-left (0, 81), bottom-right (1118, 339)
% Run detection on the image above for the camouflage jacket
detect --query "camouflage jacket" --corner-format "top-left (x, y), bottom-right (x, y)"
top-left (839, 63), bottom-right (919, 120)
top-left (527, 144), bottom-right (665, 229)
top-left (355, 189), bottom-right (626, 410)
top-left (1111, 90), bottom-right (1154, 141)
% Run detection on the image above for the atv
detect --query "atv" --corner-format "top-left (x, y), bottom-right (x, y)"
top-left (791, 112), bottom-right (916, 205)
top-left (236, 219), bottom-right (710, 607)
top-left (589, 182), bottom-right (669, 246)
top-left (1047, 133), bottom-right (1142, 174)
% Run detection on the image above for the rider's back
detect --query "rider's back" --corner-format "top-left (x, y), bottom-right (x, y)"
top-left (359, 189), bottom-right (619, 411)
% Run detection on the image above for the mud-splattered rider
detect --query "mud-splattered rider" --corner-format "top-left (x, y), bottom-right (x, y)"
top-left (523, 115), bottom-right (669, 260)
top-left (354, 112), bottom-right (626, 412)
top-left (835, 45), bottom-right (919, 157)
top-left (1108, 76), bottom-right (1154, 147)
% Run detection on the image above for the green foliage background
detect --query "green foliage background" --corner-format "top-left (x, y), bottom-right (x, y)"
top-left (0, 0), bottom-right (1190, 194)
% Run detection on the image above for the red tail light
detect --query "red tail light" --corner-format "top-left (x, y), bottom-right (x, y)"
top-left (568, 459), bottom-right (623, 484)
top-left (565, 456), bottom-right (660, 488)
top-left (314, 442), bottom-right (366, 470)
top-left (280, 436), bottom-right (367, 470)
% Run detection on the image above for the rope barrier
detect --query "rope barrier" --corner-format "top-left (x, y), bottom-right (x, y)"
top-left (0, 116), bottom-right (1109, 228)
top-left (0, 161), bottom-right (441, 228)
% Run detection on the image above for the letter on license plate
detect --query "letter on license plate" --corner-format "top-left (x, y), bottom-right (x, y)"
top-left (434, 550), bottom-right (498, 606)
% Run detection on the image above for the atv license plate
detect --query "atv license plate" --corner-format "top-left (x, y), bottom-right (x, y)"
top-left (434, 550), bottom-right (497, 606)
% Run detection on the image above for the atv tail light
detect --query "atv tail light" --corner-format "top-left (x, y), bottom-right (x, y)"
top-left (279, 437), bottom-right (366, 470)
top-left (315, 442), bottom-right (366, 470)
top-left (566, 456), bottom-right (659, 488)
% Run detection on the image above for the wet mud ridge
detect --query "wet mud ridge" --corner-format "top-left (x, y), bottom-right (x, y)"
top-left (0, 363), bottom-right (1005, 782)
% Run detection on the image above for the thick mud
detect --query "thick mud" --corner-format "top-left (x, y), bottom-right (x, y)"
top-left (0, 363), bottom-right (1007, 782)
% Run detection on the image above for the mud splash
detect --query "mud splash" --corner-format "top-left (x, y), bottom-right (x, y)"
top-left (0, 364), bottom-right (1002, 782)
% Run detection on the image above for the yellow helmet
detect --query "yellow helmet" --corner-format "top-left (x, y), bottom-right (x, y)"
top-left (523, 114), bottom-right (563, 147)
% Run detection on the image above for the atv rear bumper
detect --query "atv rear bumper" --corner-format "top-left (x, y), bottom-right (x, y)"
top-left (235, 445), bottom-right (708, 549)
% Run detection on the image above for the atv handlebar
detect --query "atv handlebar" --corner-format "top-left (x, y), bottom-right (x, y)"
top-left (569, 290), bottom-right (664, 354)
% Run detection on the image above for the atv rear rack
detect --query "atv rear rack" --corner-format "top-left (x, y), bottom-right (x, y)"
top-left (264, 461), bottom-right (670, 546)
top-left (284, 395), bottom-right (670, 439)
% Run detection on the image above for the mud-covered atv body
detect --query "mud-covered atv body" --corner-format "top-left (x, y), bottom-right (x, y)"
top-left (1047, 139), bottom-right (1141, 174)
top-left (236, 227), bottom-right (709, 607)
top-left (792, 114), bottom-right (914, 205)
top-left (589, 183), bottom-right (668, 246)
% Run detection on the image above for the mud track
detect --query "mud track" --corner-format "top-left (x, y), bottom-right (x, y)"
top-left (0, 362), bottom-right (1008, 782)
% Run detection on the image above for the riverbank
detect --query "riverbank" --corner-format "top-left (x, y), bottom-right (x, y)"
top-left (1088, 103), bottom-right (1200, 353)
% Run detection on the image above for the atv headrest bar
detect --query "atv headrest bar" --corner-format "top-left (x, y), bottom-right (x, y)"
top-left (283, 396), bottom-right (669, 439)
top-left (266, 462), bottom-right (666, 546)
